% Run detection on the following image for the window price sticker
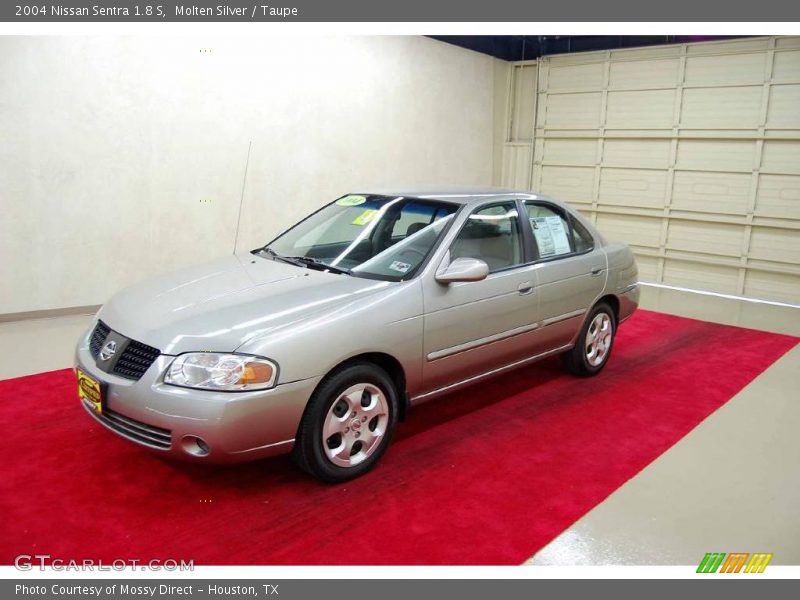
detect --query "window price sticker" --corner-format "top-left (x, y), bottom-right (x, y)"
top-left (531, 216), bottom-right (571, 257)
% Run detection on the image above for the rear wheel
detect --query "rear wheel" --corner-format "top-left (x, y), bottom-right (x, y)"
top-left (563, 302), bottom-right (616, 376)
top-left (292, 362), bottom-right (398, 482)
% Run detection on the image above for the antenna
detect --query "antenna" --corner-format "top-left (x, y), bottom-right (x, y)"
top-left (233, 140), bottom-right (252, 254)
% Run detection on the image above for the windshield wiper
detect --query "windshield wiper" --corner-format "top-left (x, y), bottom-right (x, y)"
top-left (255, 247), bottom-right (305, 267)
top-left (255, 246), bottom-right (279, 258)
top-left (282, 256), bottom-right (351, 275)
top-left (258, 248), bottom-right (349, 275)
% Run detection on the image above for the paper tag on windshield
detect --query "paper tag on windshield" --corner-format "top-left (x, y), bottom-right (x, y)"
top-left (389, 261), bottom-right (411, 273)
top-left (531, 216), bottom-right (571, 257)
top-left (336, 195), bottom-right (367, 207)
top-left (352, 209), bottom-right (378, 226)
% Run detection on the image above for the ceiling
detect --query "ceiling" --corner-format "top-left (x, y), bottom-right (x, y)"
top-left (428, 36), bottom-right (752, 61)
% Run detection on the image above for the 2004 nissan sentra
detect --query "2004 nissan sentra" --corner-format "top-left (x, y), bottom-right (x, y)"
top-left (75, 186), bottom-right (639, 482)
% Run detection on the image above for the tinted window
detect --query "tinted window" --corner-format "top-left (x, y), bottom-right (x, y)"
top-left (264, 195), bottom-right (458, 280)
top-left (390, 202), bottom-right (445, 242)
top-left (571, 215), bottom-right (595, 253)
top-left (450, 203), bottom-right (523, 272)
top-left (526, 203), bottom-right (574, 259)
top-left (353, 215), bottom-right (454, 280)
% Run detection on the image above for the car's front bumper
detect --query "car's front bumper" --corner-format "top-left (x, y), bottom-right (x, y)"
top-left (75, 333), bottom-right (320, 463)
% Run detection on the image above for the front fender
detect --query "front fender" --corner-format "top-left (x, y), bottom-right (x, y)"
top-left (236, 279), bottom-right (425, 393)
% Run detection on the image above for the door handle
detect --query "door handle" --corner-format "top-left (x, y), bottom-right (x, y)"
top-left (590, 266), bottom-right (604, 276)
top-left (518, 281), bottom-right (534, 295)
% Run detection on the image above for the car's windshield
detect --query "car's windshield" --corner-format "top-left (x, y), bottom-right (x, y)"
top-left (258, 195), bottom-right (459, 281)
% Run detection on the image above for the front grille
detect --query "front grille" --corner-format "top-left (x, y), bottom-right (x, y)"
top-left (89, 320), bottom-right (161, 381)
top-left (113, 339), bottom-right (161, 380)
top-left (84, 400), bottom-right (172, 449)
top-left (89, 321), bottom-right (110, 358)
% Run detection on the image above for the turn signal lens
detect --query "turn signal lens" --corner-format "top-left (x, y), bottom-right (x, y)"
top-left (165, 353), bottom-right (278, 391)
top-left (241, 362), bottom-right (274, 385)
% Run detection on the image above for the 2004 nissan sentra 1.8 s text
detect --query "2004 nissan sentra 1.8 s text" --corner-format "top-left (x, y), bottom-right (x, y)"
top-left (75, 187), bottom-right (639, 482)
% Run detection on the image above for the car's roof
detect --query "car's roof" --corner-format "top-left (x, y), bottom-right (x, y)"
top-left (355, 185), bottom-right (563, 207)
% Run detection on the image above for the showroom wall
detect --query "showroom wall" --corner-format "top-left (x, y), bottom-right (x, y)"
top-left (0, 36), bottom-right (497, 315)
top-left (496, 36), bottom-right (800, 304)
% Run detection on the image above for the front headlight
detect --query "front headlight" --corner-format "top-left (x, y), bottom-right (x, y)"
top-left (164, 353), bottom-right (278, 391)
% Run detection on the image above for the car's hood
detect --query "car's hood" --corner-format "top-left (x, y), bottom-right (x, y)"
top-left (98, 253), bottom-right (392, 354)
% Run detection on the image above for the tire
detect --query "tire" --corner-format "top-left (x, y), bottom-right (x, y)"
top-left (292, 362), bottom-right (399, 483)
top-left (563, 302), bottom-right (616, 377)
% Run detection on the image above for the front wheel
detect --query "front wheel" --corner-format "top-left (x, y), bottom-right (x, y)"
top-left (563, 302), bottom-right (616, 376)
top-left (292, 362), bottom-right (398, 483)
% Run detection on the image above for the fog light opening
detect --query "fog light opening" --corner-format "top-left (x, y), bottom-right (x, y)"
top-left (181, 435), bottom-right (210, 457)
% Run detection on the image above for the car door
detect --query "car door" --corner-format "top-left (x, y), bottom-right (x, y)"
top-left (525, 201), bottom-right (607, 352)
top-left (420, 201), bottom-right (540, 392)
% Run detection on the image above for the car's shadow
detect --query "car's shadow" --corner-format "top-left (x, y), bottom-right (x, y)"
top-left (155, 355), bottom-right (567, 489)
top-left (393, 356), bottom-right (565, 441)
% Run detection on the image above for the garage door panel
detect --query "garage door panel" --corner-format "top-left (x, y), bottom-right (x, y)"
top-left (606, 89), bottom-right (675, 128)
top-left (612, 45), bottom-right (682, 61)
top-left (542, 92), bottom-right (602, 128)
top-left (598, 168), bottom-right (667, 208)
top-left (666, 220), bottom-right (744, 257)
top-left (681, 86), bottom-right (763, 128)
top-left (546, 63), bottom-right (604, 92)
top-left (603, 139), bottom-right (671, 169)
top-left (755, 174), bottom-right (800, 219)
top-left (662, 259), bottom-right (740, 294)
top-left (539, 165), bottom-right (594, 204)
top-left (520, 37), bottom-right (800, 303)
top-left (766, 84), bottom-right (800, 129)
top-left (760, 141), bottom-right (800, 175)
top-left (748, 227), bottom-right (800, 264)
top-left (608, 58), bottom-right (679, 90)
top-left (595, 213), bottom-right (661, 247)
top-left (686, 38), bottom-right (771, 56)
top-left (633, 254), bottom-right (659, 281)
top-left (772, 50), bottom-right (800, 82)
top-left (675, 140), bottom-right (755, 173)
top-left (671, 171), bottom-right (752, 215)
top-left (776, 37), bottom-right (800, 50)
top-left (541, 139), bottom-right (597, 166)
top-left (744, 271), bottom-right (800, 303)
top-left (684, 53), bottom-right (767, 86)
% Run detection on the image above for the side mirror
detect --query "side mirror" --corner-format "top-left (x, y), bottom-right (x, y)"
top-left (435, 257), bottom-right (489, 284)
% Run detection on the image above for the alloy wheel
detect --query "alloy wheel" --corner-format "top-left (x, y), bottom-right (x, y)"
top-left (585, 312), bottom-right (613, 367)
top-left (322, 383), bottom-right (389, 468)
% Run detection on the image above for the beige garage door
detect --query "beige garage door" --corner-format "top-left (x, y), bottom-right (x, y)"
top-left (500, 36), bottom-right (800, 305)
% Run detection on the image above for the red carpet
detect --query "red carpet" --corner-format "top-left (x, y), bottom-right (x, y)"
top-left (0, 310), bottom-right (796, 565)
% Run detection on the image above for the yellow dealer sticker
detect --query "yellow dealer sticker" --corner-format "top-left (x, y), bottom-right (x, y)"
top-left (352, 209), bottom-right (378, 226)
top-left (336, 195), bottom-right (367, 207)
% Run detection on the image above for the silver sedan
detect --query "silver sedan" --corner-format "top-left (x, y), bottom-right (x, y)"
top-left (75, 187), bottom-right (639, 481)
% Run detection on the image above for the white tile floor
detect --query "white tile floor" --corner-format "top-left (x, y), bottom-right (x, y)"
top-left (527, 344), bottom-right (800, 565)
top-left (1, 288), bottom-right (798, 565)
top-left (527, 287), bottom-right (800, 565)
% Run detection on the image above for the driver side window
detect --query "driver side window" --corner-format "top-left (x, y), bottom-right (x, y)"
top-left (450, 203), bottom-right (523, 272)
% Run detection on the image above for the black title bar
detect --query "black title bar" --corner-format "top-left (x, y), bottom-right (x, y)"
top-left (2, 0), bottom-right (799, 22)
